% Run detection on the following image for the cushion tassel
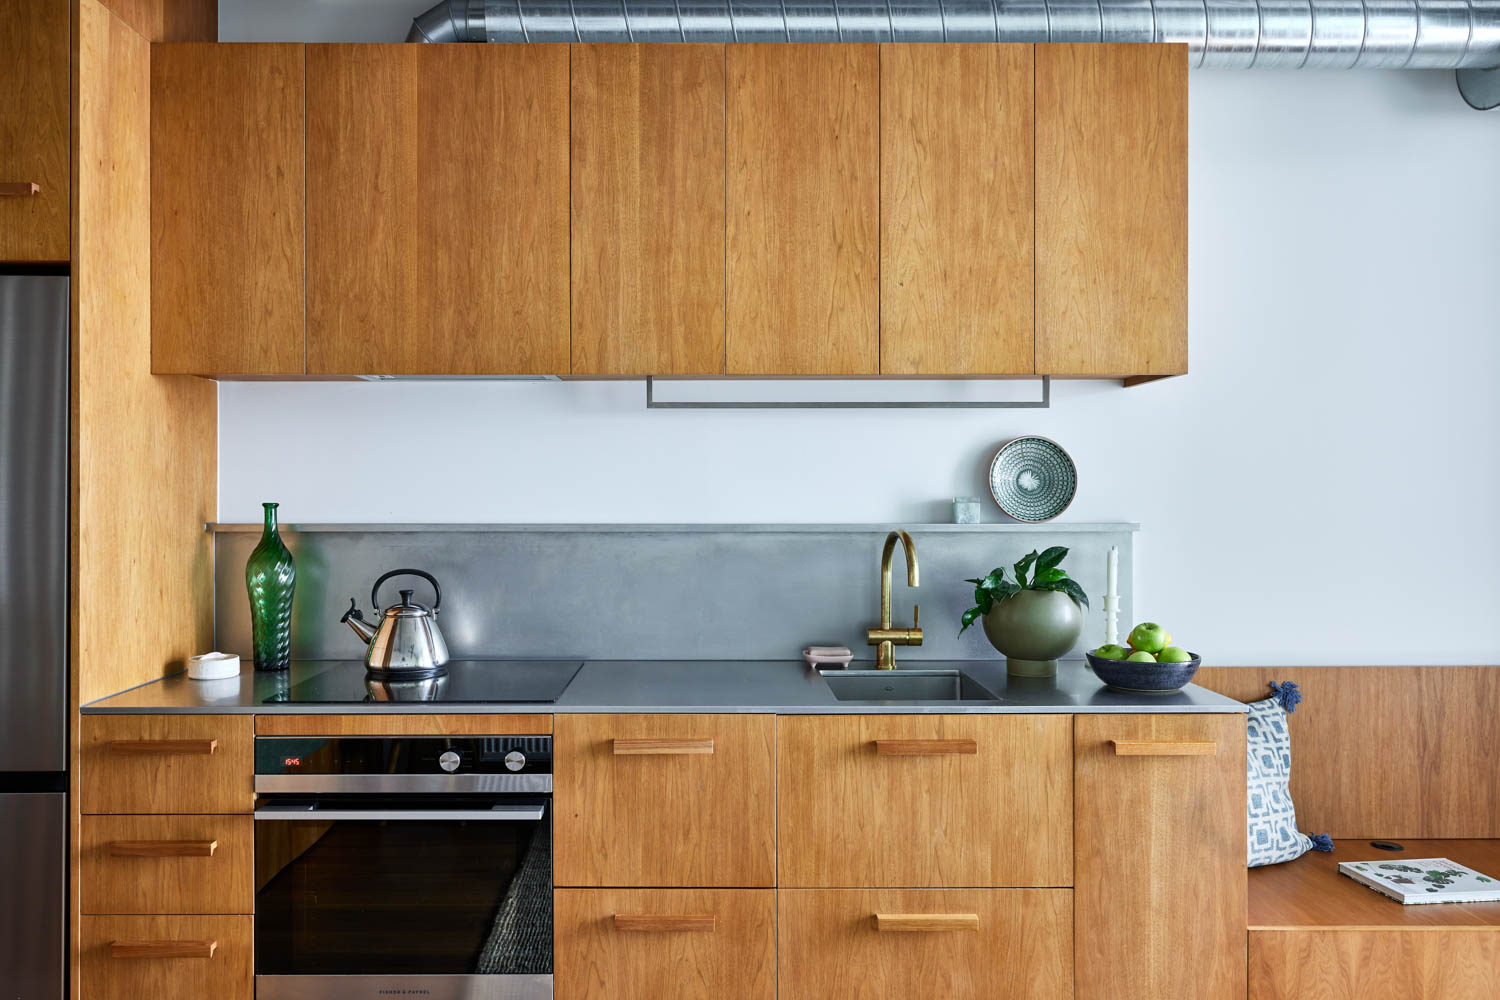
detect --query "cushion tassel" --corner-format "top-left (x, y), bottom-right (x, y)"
top-left (1309, 833), bottom-right (1334, 852)
top-left (1269, 680), bottom-right (1303, 713)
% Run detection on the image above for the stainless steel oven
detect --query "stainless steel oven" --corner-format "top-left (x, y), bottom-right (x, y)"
top-left (254, 734), bottom-right (553, 1000)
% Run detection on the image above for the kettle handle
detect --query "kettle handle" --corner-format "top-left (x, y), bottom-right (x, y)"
top-left (372, 569), bottom-right (442, 615)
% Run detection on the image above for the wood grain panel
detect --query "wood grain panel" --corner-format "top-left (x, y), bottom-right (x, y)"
top-left (254, 713), bottom-right (551, 736)
top-left (1249, 838), bottom-right (1500, 930)
top-left (80, 715), bottom-right (253, 814)
top-left (81, 816), bottom-right (252, 915)
top-left (572, 44), bottom-right (725, 376)
top-left (777, 714), bottom-right (1072, 888)
top-left (1074, 713), bottom-right (1246, 1000)
top-left (1196, 666), bottom-right (1500, 838)
top-left (880, 44), bottom-right (1033, 375)
top-left (100, 0), bottom-right (216, 42)
top-left (726, 43), bottom-right (878, 375)
top-left (151, 43), bottom-right (304, 374)
top-left (556, 889), bottom-right (775, 1000)
top-left (0, 0), bottom-right (69, 261)
top-left (81, 915), bottom-right (251, 1000)
top-left (1250, 929), bottom-right (1500, 1000)
top-left (554, 714), bottom-right (775, 888)
top-left (1035, 43), bottom-right (1187, 377)
top-left (779, 889), bottom-right (1072, 1000)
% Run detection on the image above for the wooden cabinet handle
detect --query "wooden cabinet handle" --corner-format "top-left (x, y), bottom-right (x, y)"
top-left (874, 739), bottom-right (977, 756)
top-left (1111, 739), bottom-right (1216, 757)
top-left (612, 738), bottom-right (714, 756)
top-left (108, 738), bottom-right (218, 756)
top-left (110, 940), bottom-right (217, 960)
top-left (0, 182), bottom-right (41, 197)
top-left (613, 914), bottom-right (717, 933)
top-left (108, 840), bottom-right (218, 858)
top-left (874, 913), bottom-right (981, 932)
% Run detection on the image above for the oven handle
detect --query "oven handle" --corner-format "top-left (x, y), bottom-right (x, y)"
top-left (253, 803), bottom-right (546, 822)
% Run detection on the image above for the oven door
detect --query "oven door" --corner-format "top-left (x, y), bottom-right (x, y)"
top-left (254, 795), bottom-right (552, 1000)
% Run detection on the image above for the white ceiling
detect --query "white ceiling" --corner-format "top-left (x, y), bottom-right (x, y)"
top-left (217, 0), bottom-right (437, 42)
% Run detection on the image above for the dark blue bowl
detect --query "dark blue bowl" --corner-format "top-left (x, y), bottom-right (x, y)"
top-left (1086, 651), bottom-right (1202, 694)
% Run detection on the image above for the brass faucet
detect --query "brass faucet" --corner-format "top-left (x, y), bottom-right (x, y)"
top-left (866, 530), bottom-right (923, 670)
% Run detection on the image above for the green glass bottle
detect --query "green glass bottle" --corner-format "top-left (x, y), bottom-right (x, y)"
top-left (246, 502), bottom-right (295, 672)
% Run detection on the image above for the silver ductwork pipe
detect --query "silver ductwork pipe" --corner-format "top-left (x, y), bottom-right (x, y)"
top-left (407, 0), bottom-right (1500, 68)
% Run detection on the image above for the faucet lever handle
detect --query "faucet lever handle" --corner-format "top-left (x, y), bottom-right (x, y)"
top-left (913, 604), bottom-right (920, 628)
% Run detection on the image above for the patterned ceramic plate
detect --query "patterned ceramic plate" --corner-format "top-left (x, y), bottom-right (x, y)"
top-left (988, 436), bottom-right (1077, 522)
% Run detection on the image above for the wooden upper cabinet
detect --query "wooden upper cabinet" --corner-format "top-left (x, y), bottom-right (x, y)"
top-left (0, 0), bottom-right (70, 262)
top-left (726, 44), bottom-right (878, 375)
top-left (1074, 713), bottom-right (1246, 1000)
top-left (151, 44), bottom-right (306, 375)
top-left (306, 44), bottom-right (569, 375)
top-left (881, 44), bottom-right (1034, 376)
top-left (571, 45), bottom-right (725, 376)
top-left (1036, 43), bottom-right (1188, 378)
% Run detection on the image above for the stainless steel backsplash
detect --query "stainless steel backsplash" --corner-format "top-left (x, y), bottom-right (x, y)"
top-left (213, 524), bottom-right (1136, 663)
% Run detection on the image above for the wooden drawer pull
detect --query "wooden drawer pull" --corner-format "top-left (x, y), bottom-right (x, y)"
top-left (110, 939), bottom-right (217, 960)
top-left (874, 913), bottom-right (981, 932)
top-left (612, 738), bottom-right (714, 756)
top-left (108, 738), bottom-right (219, 756)
top-left (1112, 739), bottom-right (1216, 757)
top-left (875, 739), bottom-right (977, 756)
top-left (108, 839), bottom-right (218, 858)
top-left (613, 914), bottom-right (717, 933)
top-left (0, 182), bottom-right (41, 197)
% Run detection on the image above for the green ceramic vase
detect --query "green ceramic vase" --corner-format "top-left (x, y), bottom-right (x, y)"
top-left (246, 502), bottom-right (295, 672)
top-left (981, 589), bottom-right (1085, 678)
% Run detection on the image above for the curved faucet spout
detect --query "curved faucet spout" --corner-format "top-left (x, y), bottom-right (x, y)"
top-left (869, 530), bottom-right (923, 669)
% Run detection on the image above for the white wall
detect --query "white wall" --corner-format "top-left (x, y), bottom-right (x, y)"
top-left (215, 11), bottom-right (1500, 664)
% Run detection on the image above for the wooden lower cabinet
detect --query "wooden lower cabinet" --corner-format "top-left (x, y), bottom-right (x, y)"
top-left (554, 888), bottom-right (776, 1000)
top-left (778, 889), bottom-right (1072, 999)
top-left (1250, 929), bottom-right (1500, 1000)
top-left (81, 815), bottom-right (253, 915)
top-left (81, 714), bottom-right (255, 814)
top-left (80, 914), bottom-right (252, 1000)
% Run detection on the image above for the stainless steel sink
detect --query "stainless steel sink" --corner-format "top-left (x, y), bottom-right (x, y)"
top-left (819, 669), bottom-right (1000, 703)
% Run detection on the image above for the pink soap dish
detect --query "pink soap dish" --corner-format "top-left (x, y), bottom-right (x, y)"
top-left (803, 645), bottom-right (853, 669)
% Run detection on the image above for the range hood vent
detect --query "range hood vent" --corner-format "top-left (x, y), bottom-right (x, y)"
top-left (407, 0), bottom-right (1500, 69)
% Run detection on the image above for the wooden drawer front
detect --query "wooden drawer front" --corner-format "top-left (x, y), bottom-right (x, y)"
top-left (555, 888), bottom-right (775, 1000)
top-left (82, 815), bottom-right (252, 915)
top-left (1075, 714), bottom-right (1247, 1000)
top-left (0, 0), bottom-right (70, 262)
top-left (553, 714), bottom-right (775, 887)
top-left (779, 888), bottom-right (1072, 1000)
top-left (777, 714), bottom-right (1072, 887)
top-left (81, 914), bottom-right (252, 1000)
top-left (1250, 929), bottom-right (1500, 1000)
top-left (82, 715), bottom-right (254, 814)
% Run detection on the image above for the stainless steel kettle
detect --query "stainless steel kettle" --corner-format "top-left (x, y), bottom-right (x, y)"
top-left (340, 568), bottom-right (450, 674)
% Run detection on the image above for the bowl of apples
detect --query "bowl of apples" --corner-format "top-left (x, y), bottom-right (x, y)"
top-left (1086, 622), bottom-right (1201, 694)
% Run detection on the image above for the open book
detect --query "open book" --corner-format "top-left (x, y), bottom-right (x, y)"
top-left (1339, 858), bottom-right (1500, 905)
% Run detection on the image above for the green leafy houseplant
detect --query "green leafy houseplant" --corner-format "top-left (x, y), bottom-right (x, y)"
top-left (959, 546), bottom-right (1089, 636)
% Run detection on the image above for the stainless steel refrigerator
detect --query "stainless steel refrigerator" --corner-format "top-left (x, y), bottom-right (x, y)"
top-left (0, 273), bottom-right (69, 998)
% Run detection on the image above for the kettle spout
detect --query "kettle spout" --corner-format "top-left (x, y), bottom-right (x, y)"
top-left (341, 599), bottom-right (378, 645)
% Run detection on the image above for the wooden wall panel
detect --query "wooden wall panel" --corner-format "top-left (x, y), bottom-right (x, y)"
top-left (0, 0), bottom-right (70, 261)
top-left (880, 44), bottom-right (1034, 375)
top-left (726, 43), bottom-right (878, 375)
top-left (1196, 666), bottom-right (1500, 838)
top-left (1250, 929), bottom-right (1500, 1000)
top-left (100, 0), bottom-right (216, 42)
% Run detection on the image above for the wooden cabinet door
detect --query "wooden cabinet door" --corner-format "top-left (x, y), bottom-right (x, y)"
top-left (779, 889), bottom-right (1072, 1000)
top-left (553, 714), bottom-right (775, 887)
top-left (151, 44), bottom-right (305, 374)
top-left (726, 44), bottom-right (878, 375)
top-left (1075, 713), bottom-right (1247, 1000)
top-left (881, 44), bottom-right (1034, 376)
top-left (81, 914), bottom-right (252, 1000)
top-left (305, 43), bottom-right (569, 375)
top-left (80, 714), bottom-right (255, 814)
top-left (572, 44), bottom-right (725, 376)
top-left (81, 815), bottom-right (254, 915)
top-left (1036, 43), bottom-right (1187, 378)
top-left (777, 714), bottom-right (1072, 888)
top-left (0, 0), bottom-right (69, 262)
top-left (555, 889), bottom-right (775, 1000)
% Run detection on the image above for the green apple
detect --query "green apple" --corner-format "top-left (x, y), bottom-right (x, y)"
top-left (1158, 646), bottom-right (1193, 663)
top-left (1092, 644), bottom-right (1132, 661)
top-left (1128, 622), bottom-right (1169, 654)
top-left (1125, 650), bottom-right (1157, 663)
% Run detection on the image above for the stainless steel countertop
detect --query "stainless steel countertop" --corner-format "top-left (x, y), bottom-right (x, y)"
top-left (81, 659), bottom-right (1247, 714)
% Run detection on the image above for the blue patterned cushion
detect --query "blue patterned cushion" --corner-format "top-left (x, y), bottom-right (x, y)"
top-left (1246, 683), bottom-right (1331, 867)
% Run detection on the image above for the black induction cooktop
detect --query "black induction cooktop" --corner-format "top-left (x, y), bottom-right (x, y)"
top-left (262, 659), bottom-right (584, 705)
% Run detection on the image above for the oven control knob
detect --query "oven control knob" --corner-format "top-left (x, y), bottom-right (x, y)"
top-left (504, 750), bottom-right (527, 772)
top-left (438, 751), bottom-right (461, 773)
